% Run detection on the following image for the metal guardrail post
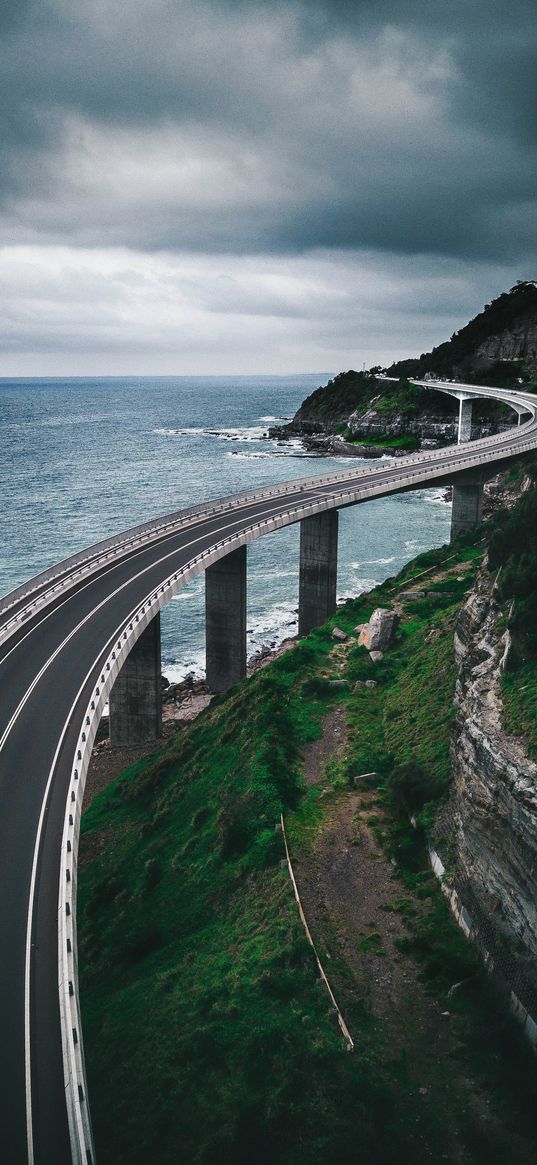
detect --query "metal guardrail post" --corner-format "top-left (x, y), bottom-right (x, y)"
top-left (9, 378), bottom-right (537, 1162)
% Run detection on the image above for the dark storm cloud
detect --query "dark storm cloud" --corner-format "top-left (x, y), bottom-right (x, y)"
top-left (0, 0), bottom-right (535, 262)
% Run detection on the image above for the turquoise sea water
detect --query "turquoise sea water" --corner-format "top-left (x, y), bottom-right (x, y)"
top-left (0, 375), bottom-right (451, 680)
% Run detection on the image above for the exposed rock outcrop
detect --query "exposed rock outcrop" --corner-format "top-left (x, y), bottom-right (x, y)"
top-left (269, 401), bottom-right (512, 458)
top-left (474, 318), bottom-right (537, 370)
top-left (347, 412), bottom-right (501, 444)
top-left (269, 283), bottom-right (537, 458)
top-left (388, 281), bottom-right (537, 380)
top-left (441, 567), bottom-right (537, 983)
top-left (358, 608), bottom-right (399, 652)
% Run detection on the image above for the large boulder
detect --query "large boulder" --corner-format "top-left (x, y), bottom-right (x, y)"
top-left (358, 608), bottom-right (399, 652)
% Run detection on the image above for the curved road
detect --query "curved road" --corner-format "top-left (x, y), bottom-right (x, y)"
top-left (1, 380), bottom-right (537, 1164)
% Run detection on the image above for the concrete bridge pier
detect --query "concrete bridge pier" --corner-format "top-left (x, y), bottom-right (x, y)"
top-left (205, 545), bottom-right (247, 693)
top-left (298, 510), bottom-right (339, 636)
top-left (450, 473), bottom-right (484, 541)
top-left (458, 397), bottom-right (474, 443)
top-left (451, 392), bottom-right (483, 540)
top-left (109, 613), bottom-right (162, 745)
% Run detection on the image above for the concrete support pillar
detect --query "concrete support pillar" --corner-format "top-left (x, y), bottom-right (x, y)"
top-left (450, 477), bottom-right (484, 541)
top-left (205, 546), bottom-right (247, 693)
top-left (298, 510), bottom-right (339, 637)
top-left (109, 613), bottom-right (162, 745)
top-left (458, 397), bottom-right (473, 444)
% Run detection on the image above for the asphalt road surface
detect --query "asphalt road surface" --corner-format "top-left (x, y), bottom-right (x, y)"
top-left (1, 380), bottom-right (536, 1164)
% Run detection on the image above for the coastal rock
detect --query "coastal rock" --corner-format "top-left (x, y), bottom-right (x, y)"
top-left (302, 433), bottom-right (394, 458)
top-left (358, 608), bottom-right (399, 652)
top-left (473, 319), bottom-right (537, 370)
top-left (438, 567), bottom-right (537, 979)
top-left (348, 410), bottom-right (461, 444)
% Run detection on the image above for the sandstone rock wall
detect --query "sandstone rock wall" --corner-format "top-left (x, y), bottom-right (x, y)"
top-left (473, 319), bottom-right (537, 371)
top-left (440, 568), bottom-right (537, 980)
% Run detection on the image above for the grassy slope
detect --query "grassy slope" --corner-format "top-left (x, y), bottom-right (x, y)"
top-left (79, 531), bottom-right (537, 1164)
top-left (285, 537), bottom-right (537, 1159)
top-left (80, 637), bottom-right (414, 1165)
top-left (293, 371), bottom-right (453, 427)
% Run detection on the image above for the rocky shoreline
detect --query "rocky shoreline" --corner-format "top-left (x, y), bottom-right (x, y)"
top-left (269, 414), bottom-right (513, 458)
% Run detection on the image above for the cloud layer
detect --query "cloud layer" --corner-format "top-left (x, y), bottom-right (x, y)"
top-left (0, 0), bottom-right (535, 370)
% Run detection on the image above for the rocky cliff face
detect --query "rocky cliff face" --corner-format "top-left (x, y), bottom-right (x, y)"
top-left (388, 281), bottom-right (537, 380)
top-left (270, 411), bottom-right (508, 457)
top-left (474, 318), bottom-right (537, 370)
top-left (440, 566), bottom-right (537, 984)
top-left (346, 409), bottom-right (504, 444)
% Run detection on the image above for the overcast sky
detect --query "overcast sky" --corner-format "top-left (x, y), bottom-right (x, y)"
top-left (0, 0), bottom-right (535, 375)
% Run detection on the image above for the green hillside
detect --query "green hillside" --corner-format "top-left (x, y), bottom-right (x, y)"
top-left (387, 281), bottom-right (537, 381)
top-left (282, 283), bottom-right (537, 436)
top-left (79, 489), bottom-right (537, 1164)
top-left (291, 371), bottom-right (453, 428)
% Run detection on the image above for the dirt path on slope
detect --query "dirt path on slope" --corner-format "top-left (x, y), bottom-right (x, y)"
top-left (291, 708), bottom-right (535, 1165)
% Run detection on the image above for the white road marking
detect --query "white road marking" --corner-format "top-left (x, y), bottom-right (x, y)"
top-left (7, 378), bottom-right (537, 1162)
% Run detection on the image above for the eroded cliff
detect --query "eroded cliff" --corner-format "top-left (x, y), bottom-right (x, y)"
top-left (437, 560), bottom-right (537, 999)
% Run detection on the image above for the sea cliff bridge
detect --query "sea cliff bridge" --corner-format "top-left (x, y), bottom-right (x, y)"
top-left (1, 379), bottom-right (537, 1165)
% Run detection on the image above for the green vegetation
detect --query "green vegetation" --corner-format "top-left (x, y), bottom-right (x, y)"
top-left (293, 371), bottom-right (452, 428)
top-left (80, 634), bottom-right (424, 1165)
top-left (341, 428), bottom-right (420, 451)
top-left (307, 543), bottom-right (481, 844)
top-left (387, 281), bottom-right (537, 383)
top-left (374, 378), bottom-right (425, 418)
top-left (294, 369), bottom-right (379, 423)
top-left (287, 283), bottom-right (537, 441)
top-left (80, 495), bottom-right (537, 1164)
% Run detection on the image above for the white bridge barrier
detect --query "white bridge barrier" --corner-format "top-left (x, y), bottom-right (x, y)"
top-left (11, 378), bottom-right (537, 1161)
top-left (3, 381), bottom-right (537, 653)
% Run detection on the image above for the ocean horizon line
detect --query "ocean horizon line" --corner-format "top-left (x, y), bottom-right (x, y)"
top-left (0, 371), bottom-right (334, 383)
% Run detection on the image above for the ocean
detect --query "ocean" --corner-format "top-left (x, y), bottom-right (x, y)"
top-left (0, 375), bottom-right (451, 680)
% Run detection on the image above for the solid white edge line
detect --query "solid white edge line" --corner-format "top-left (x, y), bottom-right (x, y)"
top-left (14, 378), bottom-right (537, 1163)
top-left (3, 379), bottom-right (536, 643)
top-left (20, 486), bottom-right (334, 1162)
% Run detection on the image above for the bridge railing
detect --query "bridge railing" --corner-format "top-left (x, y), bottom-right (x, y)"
top-left (47, 384), bottom-right (537, 1165)
top-left (2, 384), bottom-right (537, 652)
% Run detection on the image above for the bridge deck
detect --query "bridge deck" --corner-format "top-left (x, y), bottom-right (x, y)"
top-left (1, 380), bottom-right (536, 1164)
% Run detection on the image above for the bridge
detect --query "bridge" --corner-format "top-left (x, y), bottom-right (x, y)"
top-left (1, 379), bottom-right (537, 1164)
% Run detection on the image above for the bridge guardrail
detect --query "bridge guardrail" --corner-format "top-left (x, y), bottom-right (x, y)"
top-left (21, 377), bottom-right (537, 1163)
top-left (3, 383), bottom-right (537, 650)
top-left (3, 428), bottom-right (535, 651)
